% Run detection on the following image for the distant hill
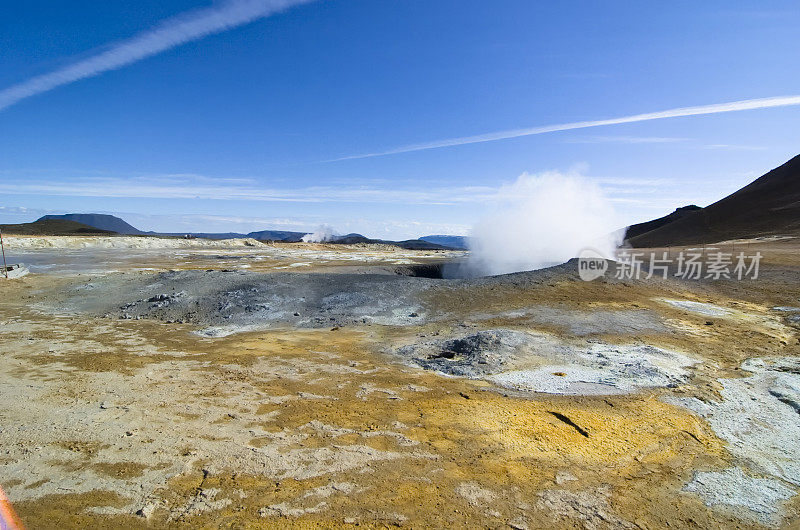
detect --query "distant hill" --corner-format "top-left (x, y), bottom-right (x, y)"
top-left (172, 232), bottom-right (246, 240)
top-left (628, 154), bottom-right (800, 247)
top-left (39, 214), bottom-right (143, 235)
top-left (329, 233), bottom-right (373, 244)
top-left (150, 232), bottom-right (248, 239)
top-left (320, 233), bottom-right (454, 250)
top-left (420, 235), bottom-right (469, 250)
top-left (246, 230), bottom-right (307, 242)
top-left (623, 205), bottom-right (701, 240)
top-left (21, 212), bottom-right (462, 250)
top-left (1, 218), bottom-right (116, 236)
top-left (393, 239), bottom-right (453, 250)
top-left (33, 215), bottom-right (309, 241)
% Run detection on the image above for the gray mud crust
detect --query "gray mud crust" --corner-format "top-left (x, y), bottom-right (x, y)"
top-left (397, 329), bottom-right (697, 395)
top-left (398, 329), bottom-right (562, 378)
top-left (60, 270), bottom-right (449, 334)
top-left (684, 468), bottom-right (795, 526)
top-left (54, 260), bottom-right (595, 333)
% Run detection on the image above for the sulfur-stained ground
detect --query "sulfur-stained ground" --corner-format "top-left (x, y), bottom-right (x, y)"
top-left (1, 238), bottom-right (799, 529)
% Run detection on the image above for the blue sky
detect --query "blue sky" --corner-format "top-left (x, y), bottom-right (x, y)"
top-left (1, 0), bottom-right (799, 238)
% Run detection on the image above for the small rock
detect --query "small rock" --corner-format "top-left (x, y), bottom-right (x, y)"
top-left (136, 502), bottom-right (158, 519)
top-left (555, 471), bottom-right (577, 485)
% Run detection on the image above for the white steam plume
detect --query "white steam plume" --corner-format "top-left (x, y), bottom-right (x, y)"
top-left (301, 225), bottom-right (336, 243)
top-left (332, 95), bottom-right (800, 160)
top-left (459, 171), bottom-right (622, 277)
top-left (0, 0), bottom-right (313, 112)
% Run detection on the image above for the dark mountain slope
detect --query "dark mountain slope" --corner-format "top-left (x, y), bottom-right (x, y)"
top-left (624, 205), bottom-right (701, 240)
top-left (629, 154), bottom-right (800, 247)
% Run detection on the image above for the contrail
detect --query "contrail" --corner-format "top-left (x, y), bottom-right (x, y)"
top-left (0, 0), bottom-right (313, 112)
top-left (332, 95), bottom-right (800, 161)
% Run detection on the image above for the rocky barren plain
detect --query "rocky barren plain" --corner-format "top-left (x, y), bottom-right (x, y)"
top-left (1, 235), bottom-right (799, 529)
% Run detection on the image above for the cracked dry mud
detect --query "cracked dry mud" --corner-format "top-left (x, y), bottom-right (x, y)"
top-left (1, 237), bottom-right (799, 529)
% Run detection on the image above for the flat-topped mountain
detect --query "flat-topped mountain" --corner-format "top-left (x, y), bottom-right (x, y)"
top-left (39, 214), bottom-right (142, 235)
top-left (1, 218), bottom-right (116, 235)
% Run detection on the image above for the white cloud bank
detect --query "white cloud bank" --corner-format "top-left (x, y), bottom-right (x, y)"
top-left (0, 0), bottom-right (313, 112)
top-left (333, 95), bottom-right (800, 160)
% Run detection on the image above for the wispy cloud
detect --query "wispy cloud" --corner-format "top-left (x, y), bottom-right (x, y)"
top-left (0, 174), bottom-right (499, 205)
top-left (0, 170), bottom-right (679, 210)
top-left (566, 136), bottom-right (767, 151)
top-left (701, 143), bottom-right (767, 151)
top-left (565, 135), bottom-right (687, 144)
top-left (0, 0), bottom-right (312, 112)
top-left (594, 177), bottom-right (668, 187)
top-left (331, 95), bottom-right (800, 160)
top-left (0, 170), bottom-right (734, 239)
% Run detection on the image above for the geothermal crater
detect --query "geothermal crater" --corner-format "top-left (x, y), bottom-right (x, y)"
top-left (2, 237), bottom-right (799, 528)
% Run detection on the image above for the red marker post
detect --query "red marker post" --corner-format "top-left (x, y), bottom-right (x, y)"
top-left (0, 484), bottom-right (24, 530)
